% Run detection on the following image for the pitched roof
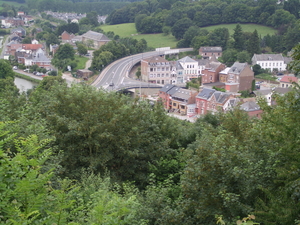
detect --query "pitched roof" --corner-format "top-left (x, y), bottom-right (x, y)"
top-left (143, 56), bottom-right (169, 64)
top-left (81, 30), bottom-right (110, 42)
top-left (178, 56), bottom-right (197, 63)
top-left (196, 58), bottom-right (210, 66)
top-left (160, 84), bottom-right (176, 93)
top-left (280, 75), bottom-right (298, 83)
top-left (253, 54), bottom-right (284, 61)
top-left (210, 91), bottom-right (231, 104)
top-left (200, 46), bottom-right (222, 52)
top-left (197, 88), bottom-right (216, 100)
top-left (229, 62), bottom-right (247, 74)
top-left (172, 88), bottom-right (192, 100)
top-left (22, 44), bottom-right (43, 50)
top-left (240, 101), bottom-right (260, 112)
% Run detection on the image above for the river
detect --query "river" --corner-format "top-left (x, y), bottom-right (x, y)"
top-left (14, 77), bottom-right (37, 93)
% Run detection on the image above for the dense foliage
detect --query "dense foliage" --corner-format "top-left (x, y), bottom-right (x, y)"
top-left (1, 55), bottom-right (300, 223)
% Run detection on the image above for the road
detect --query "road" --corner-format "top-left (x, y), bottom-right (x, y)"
top-left (91, 48), bottom-right (193, 91)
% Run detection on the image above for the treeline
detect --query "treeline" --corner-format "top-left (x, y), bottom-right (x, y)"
top-left (25, 0), bottom-right (130, 15)
top-left (1, 54), bottom-right (300, 224)
top-left (106, 0), bottom-right (300, 55)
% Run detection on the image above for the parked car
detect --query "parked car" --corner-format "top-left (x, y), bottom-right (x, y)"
top-left (13, 66), bottom-right (18, 70)
top-left (24, 69), bottom-right (29, 72)
top-left (33, 71), bottom-right (37, 75)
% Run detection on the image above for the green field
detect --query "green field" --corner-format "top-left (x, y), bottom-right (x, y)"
top-left (101, 23), bottom-right (277, 49)
top-left (202, 23), bottom-right (277, 36)
top-left (101, 23), bottom-right (178, 49)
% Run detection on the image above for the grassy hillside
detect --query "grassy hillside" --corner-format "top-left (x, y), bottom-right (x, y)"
top-left (101, 23), bottom-right (277, 49)
top-left (101, 23), bottom-right (178, 49)
top-left (202, 23), bottom-right (277, 36)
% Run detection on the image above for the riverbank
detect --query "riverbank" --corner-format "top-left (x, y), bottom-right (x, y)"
top-left (15, 72), bottom-right (42, 84)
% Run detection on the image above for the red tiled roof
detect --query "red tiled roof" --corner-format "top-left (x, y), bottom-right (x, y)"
top-left (22, 44), bottom-right (43, 50)
top-left (281, 75), bottom-right (298, 83)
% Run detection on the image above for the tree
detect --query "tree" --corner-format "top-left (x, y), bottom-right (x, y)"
top-left (171, 17), bottom-right (193, 40)
top-left (182, 26), bottom-right (200, 47)
top-left (51, 43), bottom-right (75, 69)
top-left (237, 51), bottom-right (251, 63)
top-left (191, 36), bottom-right (210, 51)
top-left (233, 24), bottom-right (244, 51)
top-left (45, 32), bottom-right (60, 47)
top-left (246, 29), bottom-right (261, 56)
top-left (288, 43), bottom-right (300, 75)
top-left (0, 59), bottom-right (15, 79)
top-left (136, 67), bottom-right (141, 79)
top-left (209, 28), bottom-right (229, 49)
top-left (77, 43), bottom-right (88, 55)
top-left (220, 49), bottom-right (238, 66)
top-left (86, 11), bottom-right (99, 27)
top-left (22, 36), bottom-right (32, 44)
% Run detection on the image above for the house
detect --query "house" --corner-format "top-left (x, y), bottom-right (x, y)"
top-left (195, 88), bottom-right (216, 115)
top-left (76, 69), bottom-right (93, 78)
top-left (170, 88), bottom-right (198, 116)
top-left (3, 18), bottom-right (24, 27)
top-left (201, 56), bottom-right (226, 84)
top-left (61, 31), bottom-right (75, 43)
top-left (169, 61), bottom-right (184, 85)
top-left (252, 54), bottom-right (289, 72)
top-left (199, 46), bottom-right (222, 59)
top-left (141, 56), bottom-right (171, 85)
top-left (254, 89), bottom-right (273, 106)
top-left (239, 101), bottom-right (263, 118)
top-left (221, 62), bottom-right (254, 92)
top-left (80, 30), bottom-right (110, 48)
top-left (50, 44), bottom-right (59, 55)
top-left (279, 75), bottom-right (298, 88)
top-left (178, 56), bottom-right (199, 82)
top-left (31, 48), bottom-right (51, 69)
top-left (196, 58), bottom-right (209, 75)
top-left (158, 84), bottom-right (180, 110)
top-left (206, 91), bottom-right (232, 114)
top-left (11, 27), bottom-right (26, 36)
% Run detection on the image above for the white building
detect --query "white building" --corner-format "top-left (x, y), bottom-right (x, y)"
top-left (178, 56), bottom-right (199, 82)
top-left (252, 54), bottom-right (290, 72)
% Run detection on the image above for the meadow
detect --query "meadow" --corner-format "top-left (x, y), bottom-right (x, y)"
top-left (0, 0), bottom-right (24, 9)
top-left (101, 23), bottom-right (277, 49)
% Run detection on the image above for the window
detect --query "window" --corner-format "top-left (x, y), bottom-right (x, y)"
top-left (162, 73), bottom-right (164, 77)
top-left (162, 67), bottom-right (165, 71)
top-left (157, 67), bottom-right (160, 71)
top-left (269, 63), bottom-right (271, 66)
top-left (157, 80), bottom-right (160, 84)
top-left (150, 74), bottom-right (153, 78)
top-left (166, 67), bottom-right (169, 71)
top-left (166, 73), bottom-right (169, 77)
top-left (150, 68), bottom-right (153, 72)
top-left (157, 74), bottom-right (160, 77)
top-left (173, 103), bottom-right (176, 106)
top-left (162, 80), bottom-right (164, 84)
top-left (262, 63), bottom-right (264, 66)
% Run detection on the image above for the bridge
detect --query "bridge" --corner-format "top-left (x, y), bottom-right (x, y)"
top-left (91, 48), bottom-right (193, 95)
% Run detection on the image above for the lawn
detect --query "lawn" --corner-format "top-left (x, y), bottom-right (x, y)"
top-left (73, 55), bottom-right (89, 71)
top-left (101, 23), bottom-right (277, 49)
top-left (202, 23), bottom-right (277, 37)
top-left (101, 23), bottom-right (178, 49)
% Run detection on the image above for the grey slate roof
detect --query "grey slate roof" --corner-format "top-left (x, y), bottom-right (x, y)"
top-left (212, 91), bottom-right (231, 104)
top-left (240, 101), bottom-right (260, 112)
top-left (229, 62), bottom-right (247, 74)
top-left (168, 86), bottom-right (180, 95)
top-left (160, 84), bottom-right (175, 93)
top-left (252, 54), bottom-right (284, 61)
top-left (172, 88), bottom-right (192, 100)
top-left (196, 58), bottom-right (210, 66)
top-left (200, 46), bottom-right (222, 52)
top-left (178, 56), bottom-right (197, 63)
top-left (197, 88), bottom-right (216, 100)
top-left (81, 30), bottom-right (110, 42)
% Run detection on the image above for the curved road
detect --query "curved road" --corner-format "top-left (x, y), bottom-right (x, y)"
top-left (91, 48), bottom-right (193, 91)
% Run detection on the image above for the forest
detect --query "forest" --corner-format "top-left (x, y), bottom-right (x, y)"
top-left (1, 39), bottom-right (300, 224)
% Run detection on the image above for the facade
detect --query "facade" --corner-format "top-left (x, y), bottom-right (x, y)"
top-left (252, 54), bottom-right (288, 72)
top-left (61, 31), bottom-right (75, 42)
top-left (196, 58), bottom-right (209, 75)
top-left (199, 47), bottom-right (222, 59)
top-left (170, 88), bottom-right (197, 115)
top-left (80, 30), bottom-right (110, 48)
top-left (169, 61), bottom-right (184, 84)
top-left (141, 56), bottom-right (172, 85)
top-left (222, 62), bottom-right (254, 92)
top-left (178, 56), bottom-right (199, 82)
top-left (158, 84), bottom-right (180, 110)
top-left (279, 75), bottom-right (298, 88)
top-left (195, 88), bottom-right (216, 115)
top-left (201, 57), bottom-right (226, 84)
